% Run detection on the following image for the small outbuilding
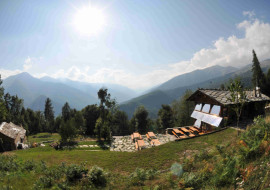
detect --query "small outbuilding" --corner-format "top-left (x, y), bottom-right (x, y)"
top-left (187, 88), bottom-right (270, 130)
top-left (0, 122), bottom-right (27, 152)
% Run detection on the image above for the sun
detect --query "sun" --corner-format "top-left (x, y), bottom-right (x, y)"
top-left (72, 6), bottom-right (105, 36)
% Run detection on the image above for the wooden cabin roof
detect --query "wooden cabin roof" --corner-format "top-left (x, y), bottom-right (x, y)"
top-left (187, 89), bottom-right (270, 105)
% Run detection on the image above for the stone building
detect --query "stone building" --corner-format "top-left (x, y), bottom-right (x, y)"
top-left (0, 122), bottom-right (26, 152)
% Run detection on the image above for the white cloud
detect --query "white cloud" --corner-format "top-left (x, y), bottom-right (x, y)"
top-left (0, 69), bottom-right (22, 79)
top-left (23, 56), bottom-right (33, 71)
top-left (21, 16), bottom-right (270, 90)
top-left (243, 11), bottom-right (255, 18)
top-left (23, 56), bottom-right (44, 71)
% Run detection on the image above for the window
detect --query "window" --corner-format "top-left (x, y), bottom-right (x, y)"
top-left (202, 104), bottom-right (210, 113)
top-left (210, 105), bottom-right (221, 116)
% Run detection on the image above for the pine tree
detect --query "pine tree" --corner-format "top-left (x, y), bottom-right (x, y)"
top-left (62, 102), bottom-right (71, 122)
top-left (252, 50), bottom-right (265, 88)
top-left (157, 104), bottom-right (174, 132)
top-left (44, 98), bottom-right (54, 132)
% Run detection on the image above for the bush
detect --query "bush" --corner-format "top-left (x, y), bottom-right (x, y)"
top-left (88, 165), bottom-right (107, 187)
top-left (23, 160), bottom-right (36, 171)
top-left (0, 155), bottom-right (19, 172)
top-left (66, 164), bottom-right (88, 183)
top-left (35, 176), bottom-right (54, 189)
top-left (129, 168), bottom-right (157, 186)
top-left (212, 157), bottom-right (239, 187)
top-left (194, 150), bottom-right (212, 162)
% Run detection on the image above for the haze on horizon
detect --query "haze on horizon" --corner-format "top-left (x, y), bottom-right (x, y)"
top-left (1, 0), bottom-right (270, 92)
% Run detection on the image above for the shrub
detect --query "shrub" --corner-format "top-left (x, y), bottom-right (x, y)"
top-left (194, 150), bottom-right (212, 162)
top-left (35, 176), bottom-right (54, 189)
top-left (129, 168), bottom-right (147, 186)
top-left (0, 155), bottom-right (19, 172)
top-left (212, 157), bottom-right (239, 187)
top-left (66, 164), bottom-right (88, 183)
top-left (23, 160), bottom-right (36, 171)
top-left (88, 165), bottom-right (107, 187)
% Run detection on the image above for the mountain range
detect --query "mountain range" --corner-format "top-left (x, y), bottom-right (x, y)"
top-left (2, 59), bottom-right (270, 117)
top-left (119, 59), bottom-right (270, 118)
top-left (2, 73), bottom-right (137, 115)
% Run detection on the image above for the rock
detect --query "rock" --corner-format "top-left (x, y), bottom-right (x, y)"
top-left (40, 144), bottom-right (46, 147)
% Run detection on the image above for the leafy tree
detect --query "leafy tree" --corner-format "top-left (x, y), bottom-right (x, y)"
top-left (157, 104), bottom-right (174, 132)
top-left (171, 90), bottom-right (194, 127)
top-left (54, 116), bottom-right (62, 132)
top-left (96, 88), bottom-right (116, 140)
top-left (74, 111), bottom-right (85, 135)
top-left (130, 105), bottom-right (149, 134)
top-left (111, 110), bottom-right (130, 135)
top-left (251, 50), bottom-right (265, 88)
top-left (44, 98), bottom-right (55, 133)
top-left (62, 102), bottom-right (71, 122)
top-left (59, 118), bottom-right (78, 143)
top-left (23, 109), bottom-right (45, 134)
top-left (82, 105), bottom-right (100, 136)
top-left (227, 78), bottom-right (247, 127)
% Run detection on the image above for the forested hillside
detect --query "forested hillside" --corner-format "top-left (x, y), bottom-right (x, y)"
top-left (120, 59), bottom-right (270, 118)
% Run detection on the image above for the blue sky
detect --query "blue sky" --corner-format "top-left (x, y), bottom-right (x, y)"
top-left (1, 0), bottom-right (270, 91)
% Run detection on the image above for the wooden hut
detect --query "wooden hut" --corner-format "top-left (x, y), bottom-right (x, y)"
top-left (187, 89), bottom-right (270, 130)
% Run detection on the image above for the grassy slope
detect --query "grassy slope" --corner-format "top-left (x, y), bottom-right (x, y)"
top-left (15, 128), bottom-right (237, 173)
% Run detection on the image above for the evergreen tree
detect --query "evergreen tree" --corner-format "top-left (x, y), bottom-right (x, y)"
top-left (130, 105), bottom-right (149, 134)
top-left (0, 77), bottom-right (7, 123)
top-left (44, 98), bottom-right (55, 132)
top-left (157, 104), bottom-right (174, 132)
top-left (252, 50), bottom-right (265, 88)
top-left (62, 102), bottom-right (71, 122)
top-left (171, 90), bottom-right (195, 127)
top-left (9, 95), bottom-right (23, 125)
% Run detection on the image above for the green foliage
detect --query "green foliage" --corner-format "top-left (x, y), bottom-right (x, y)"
top-left (62, 102), bottom-right (71, 122)
top-left (171, 89), bottom-right (194, 127)
top-left (239, 116), bottom-right (270, 162)
top-left (129, 168), bottom-right (157, 186)
top-left (23, 160), bottom-right (37, 171)
top-left (88, 165), bottom-right (107, 187)
top-left (110, 110), bottom-right (130, 135)
top-left (59, 118), bottom-right (78, 142)
top-left (130, 105), bottom-right (149, 134)
top-left (212, 156), bottom-right (238, 187)
top-left (66, 164), bottom-right (88, 183)
top-left (0, 155), bottom-right (19, 172)
top-left (96, 88), bottom-right (116, 140)
top-left (252, 50), bottom-right (266, 88)
top-left (227, 78), bottom-right (247, 127)
top-left (44, 98), bottom-right (55, 133)
top-left (157, 104), bottom-right (174, 132)
top-left (82, 104), bottom-right (100, 136)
